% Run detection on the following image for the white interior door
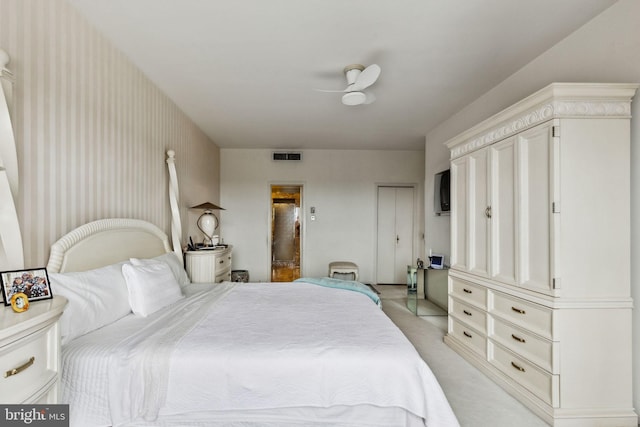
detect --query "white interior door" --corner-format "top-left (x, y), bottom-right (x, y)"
top-left (376, 186), bottom-right (415, 284)
top-left (394, 188), bottom-right (414, 280)
top-left (376, 187), bottom-right (396, 283)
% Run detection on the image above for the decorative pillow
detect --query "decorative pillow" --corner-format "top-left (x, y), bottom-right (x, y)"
top-left (121, 262), bottom-right (184, 317)
top-left (49, 262), bottom-right (131, 345)
top-left (130, 252), bottom-right (190, 287)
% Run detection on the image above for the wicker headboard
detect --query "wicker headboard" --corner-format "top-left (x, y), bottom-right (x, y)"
top-left (46, 218), bottom-right (172, 273)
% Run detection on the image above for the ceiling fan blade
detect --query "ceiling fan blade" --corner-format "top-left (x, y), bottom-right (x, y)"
top-left (363, 91), bottom-right (376, 104)
top-left (314, 88), bottom-right (348, 93)
top-left (350, 64), bottom-right (381, 91)
top-left (341, 91), bottom-right (367, 106)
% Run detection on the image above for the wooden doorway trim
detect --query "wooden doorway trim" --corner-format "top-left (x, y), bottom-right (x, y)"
top-left (270, 184), bottom-right (302, 282)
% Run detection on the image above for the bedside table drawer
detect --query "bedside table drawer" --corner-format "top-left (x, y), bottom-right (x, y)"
top-left (0, 324), bottom-right (57, 403)
top-left (215, 270), bottom-right (232, 283)
top-left (216, 252), bottom-right (232, 272)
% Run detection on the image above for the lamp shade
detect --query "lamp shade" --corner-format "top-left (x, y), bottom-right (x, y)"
top-left (190, 202), bottom-right (225, 210)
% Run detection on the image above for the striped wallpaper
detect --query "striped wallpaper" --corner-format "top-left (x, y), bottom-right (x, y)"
top-left (0, 0), bottom-right (220, 267)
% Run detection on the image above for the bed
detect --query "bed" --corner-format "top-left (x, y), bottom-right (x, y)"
top-left (46, 218), bottom-right (458, 427)
top-left (45, 151), bottom-right (458, 426)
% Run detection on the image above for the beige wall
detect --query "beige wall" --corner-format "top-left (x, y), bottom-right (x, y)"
top-left (0, 0), bottom-right (219, 267)
top-left (220, 149), bottom-right (425, 283)
top-left (424, 0), bottom-right (640, 414)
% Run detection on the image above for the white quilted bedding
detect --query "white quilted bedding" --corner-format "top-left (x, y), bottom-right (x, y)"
top-left (61, 282), bottom-right (458, 427)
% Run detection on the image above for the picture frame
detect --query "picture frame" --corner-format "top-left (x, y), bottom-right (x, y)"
top-left (1, 268), bottom-right (53, 306)
top-left (429, 254), bottom-right (445, 269)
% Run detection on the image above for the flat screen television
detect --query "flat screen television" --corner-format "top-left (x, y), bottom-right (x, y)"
top-left (434, 169), bottom-right (450, 215)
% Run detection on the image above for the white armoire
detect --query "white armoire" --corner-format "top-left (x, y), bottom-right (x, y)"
top-left (444, 83), bottom-right (637, 426)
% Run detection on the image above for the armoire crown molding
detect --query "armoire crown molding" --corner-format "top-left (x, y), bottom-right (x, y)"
top-left (446, 82), bottom-right (639, 160)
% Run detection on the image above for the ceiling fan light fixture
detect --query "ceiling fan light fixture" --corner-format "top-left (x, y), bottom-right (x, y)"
top-left (343, 64), bottom-right (365, 85)
top-left (316, 63), bottom-right (380, 105)
top-left (342, 91), bottom-right (367, 106)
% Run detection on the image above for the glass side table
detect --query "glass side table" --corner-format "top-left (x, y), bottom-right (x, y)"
top-left (407, 266), bottom-right (448, 316)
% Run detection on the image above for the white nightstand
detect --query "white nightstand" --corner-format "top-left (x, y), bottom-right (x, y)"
top-left (0, 296), bottom-right (67, 403)
top-left (185, 246), bottom-right (233, 283)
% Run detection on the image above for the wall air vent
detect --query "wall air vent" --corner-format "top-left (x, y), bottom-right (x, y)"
top-left (272, 152), bottom-right (302, 161)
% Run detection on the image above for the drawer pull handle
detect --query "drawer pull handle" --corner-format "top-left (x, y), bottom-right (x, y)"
top-left (511, 334), bottom-right (526, 343)
top-left (463, 310), bottom-right (472, 316)
top-left (511, 306), bottom-right (526, 315)
top-left (219, 259), bottom-right (224, 264)
top-left (463, 288), bottom-right (472, 294)
top-left (4, 356), bottom-right (35, 378)
top-left (463, 331), bottom-right (472, 338)
top-left (511, 361), bottom-right (526, 373)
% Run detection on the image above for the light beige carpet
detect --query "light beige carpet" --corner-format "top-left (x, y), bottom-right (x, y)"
top-left (376, 285), bottom-right (548, 427)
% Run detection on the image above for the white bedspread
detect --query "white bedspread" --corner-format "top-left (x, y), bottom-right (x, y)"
top-left (61, 282), bottom-right (458, 427)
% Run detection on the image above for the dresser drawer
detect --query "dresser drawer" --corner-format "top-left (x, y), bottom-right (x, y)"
top-left (490, 291), bottom-right (552, 339)
top-left (450, 298), bottom-right (487, 334)
top-left (215, 251), bottom-right (232, 273)
top-left (489, 316), bottom-right (556, 373)
top-left (488, 341), bottom-right (559, 407)
top-left (215, 270), bottom-right (232, 283)
top-left (449, 318), bottom-right (486, 358)
top-left (0, 324), bottom-right (57, 403)
top-left (450, 277), bottom-right (487, 309)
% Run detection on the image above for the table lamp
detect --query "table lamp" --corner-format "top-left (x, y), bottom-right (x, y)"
top-left (191, 202), bottom-right (225, 246)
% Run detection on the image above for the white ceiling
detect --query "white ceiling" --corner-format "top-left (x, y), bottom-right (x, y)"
top-left (68, 0), bottom-right (616, 150)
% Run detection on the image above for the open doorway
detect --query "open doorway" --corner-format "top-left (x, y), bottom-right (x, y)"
top-left (271, 185), bottom-right (302, 282)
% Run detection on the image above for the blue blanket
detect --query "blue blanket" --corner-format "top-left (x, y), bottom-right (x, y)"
top-left (294, 277), bottom-right (381, 308)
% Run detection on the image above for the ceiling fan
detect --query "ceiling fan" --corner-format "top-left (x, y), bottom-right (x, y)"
top-left (317, 64), bottom-right (381, 106)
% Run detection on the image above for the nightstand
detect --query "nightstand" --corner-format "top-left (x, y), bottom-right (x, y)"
top-left (185, 245), bottom-right (233, 283)
top-left (407, 267), bottom-right (448, 316)
top-left (0, 296), bottom-right (67, 403)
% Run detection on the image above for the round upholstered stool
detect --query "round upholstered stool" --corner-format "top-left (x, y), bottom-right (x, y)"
top-left (328, 261), bottom-right (359, 281)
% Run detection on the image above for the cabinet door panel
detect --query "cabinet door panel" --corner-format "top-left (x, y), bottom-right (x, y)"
top-left (490, 138), bottom-right (517, 285)
top-left (469, 149), bottom-right (490, 277)
top-left (518, 123), bottom-right (552, 293)
top-left (451, 149), bottom-right (490, 276)
top-left (450, 157), bottom-right (468, 271)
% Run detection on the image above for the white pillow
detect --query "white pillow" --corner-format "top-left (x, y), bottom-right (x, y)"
top-left (130, 252), bottom-right (190, 287)
top-left (49, 262), bottom-right (131, 345)
top-left (122, 262), bottom-right (184, 317)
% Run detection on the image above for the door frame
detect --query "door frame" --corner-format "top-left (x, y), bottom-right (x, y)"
top-left (268, 182), bottom-right (304, 280)
top-left (374, 183), bottom-right (420, 285)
